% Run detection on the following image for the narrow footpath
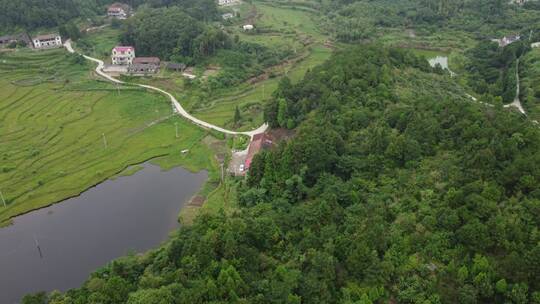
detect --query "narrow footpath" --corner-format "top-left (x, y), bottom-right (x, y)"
top-left (503, 59), bottom-right (526, 115)
top-left (64, 40), bottom-right (268, 137)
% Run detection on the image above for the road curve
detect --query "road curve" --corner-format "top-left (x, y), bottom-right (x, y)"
top-left (64, 40), bottom-right (268, 137)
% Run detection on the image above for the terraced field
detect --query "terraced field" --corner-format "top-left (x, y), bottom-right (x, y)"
top-left (0, 49), bottom-right (216, 225)
top-left (174, 2), bottom-right (333, 131)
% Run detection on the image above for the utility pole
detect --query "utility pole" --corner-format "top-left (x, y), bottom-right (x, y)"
top-left (220, 162), bottom-right (224, 183)
top-left (102, 133), bottom-right (108, 148)
top-left (175, 122), bottom-right (179, 138)
top-left (33, 235), bottom-right (43, 258)
top-left (0, 190), bottom-right (6, 207)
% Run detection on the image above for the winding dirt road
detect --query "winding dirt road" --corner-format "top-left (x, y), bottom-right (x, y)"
top-left (64, 40), bottom-right (268, 137)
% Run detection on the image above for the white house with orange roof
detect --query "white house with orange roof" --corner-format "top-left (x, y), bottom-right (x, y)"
top-left (111, 46), bottom-right (135, 65)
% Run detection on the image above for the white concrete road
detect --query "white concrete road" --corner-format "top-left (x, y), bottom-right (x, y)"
top-left (64, 40), bottom-right (268, 137)
top-left (503, 59), bottom-right (526, 115)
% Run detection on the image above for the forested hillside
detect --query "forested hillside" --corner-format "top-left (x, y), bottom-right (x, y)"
top-left (27, 46), bottom-right (540, 304)
top-left (0, 0), bottom-right (217, 32)
top-left (310, 0), bottom-right (540, 42)
top-left (120, 7), bottom-right (226, 62)
top-left (0, 0), bottom-right (117, 31)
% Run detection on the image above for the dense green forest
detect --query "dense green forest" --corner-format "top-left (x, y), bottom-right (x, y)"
top-left (120, 7), bottom-right (226, 62)
top-left (0, 0), bottom-right (216, 33)
top-left (312, 0), bottom-right (540, 42)
top-left (25, 46), bottom-right (540, 304)
top-left (0, 0), bottom-right (121, 31)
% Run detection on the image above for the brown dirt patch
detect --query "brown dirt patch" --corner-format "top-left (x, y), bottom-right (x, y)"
top-left (188, 195), bottom-right (206, 207)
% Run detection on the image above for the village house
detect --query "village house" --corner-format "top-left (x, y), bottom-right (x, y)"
top-left (32, 34), bottom-right (62, 49)
top-left (218, 0), bottom-right (239, 6)
top-left (111, 46), bottom-right (135, 65)
top-left (497, 34), bottom-right (521, 47)
top-left (0, 33), bottom-right (32, 48)
top-left (166, 62), bottom-right (187, 72)
top-left (107, 3), bottom-right (131, 19)
top-left (222, 13), bottom-right (234, 20)
top-left (128, 57), bottom-right (161, 74)
top-left (244, 133), bottom-right (273, 171)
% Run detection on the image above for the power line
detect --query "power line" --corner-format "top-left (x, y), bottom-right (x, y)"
top-left (0, 190), bottom-right (6, 207)
top-left (102, 133), bottom-right (108, 148)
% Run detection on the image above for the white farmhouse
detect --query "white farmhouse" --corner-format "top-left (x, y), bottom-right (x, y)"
top-left (32, 34), bottom-right (62, 49)
top-left (218, 0), bottom-right (239, 6)
top-left (112, 46), bottom-right (135, 65)
top-left (222, 13), bottom-right (234, 20)
top-left (108, 3), bottom-right (131, 19)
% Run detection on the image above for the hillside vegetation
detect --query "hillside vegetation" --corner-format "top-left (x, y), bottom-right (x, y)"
top-left (31, 46), bottom-right (540, 304)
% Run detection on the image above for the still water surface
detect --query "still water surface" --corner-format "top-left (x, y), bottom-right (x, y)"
top-left (0, 163), bottom-right (207, 303)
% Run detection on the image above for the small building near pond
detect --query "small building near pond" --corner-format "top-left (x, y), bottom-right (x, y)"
top-left (32, 34), bottom-right (62, 49)
top-left (244, 133), bottom-right (273, 171)
top-left (128, 57), bottom-right (160, 75)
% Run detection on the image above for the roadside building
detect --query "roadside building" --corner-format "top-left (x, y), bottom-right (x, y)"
top-left (244, 133), bottom-right (273, 171)
top-left (243, 24), bottom-right (254, 31)
top-left (107, 3), bottom-right (131, 19)
top-left (111, 46), bottom-right (135, 65)
top-left (32, 34), bottom-right (62, 49)
top-left (166, 62), bottom-right (187, 72)
top-left (128, 57), bottom-right (160, 74)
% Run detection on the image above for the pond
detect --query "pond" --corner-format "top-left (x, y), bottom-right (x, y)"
top-left (0, 163), bottom-right (207, 304)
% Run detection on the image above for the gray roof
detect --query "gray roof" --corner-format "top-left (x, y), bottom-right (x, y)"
top-left (34, 34), bottom-right (59, 41)
top-left (166, 62), bottom-right (186, 69)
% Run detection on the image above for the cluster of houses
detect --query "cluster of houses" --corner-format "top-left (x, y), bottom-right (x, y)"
top-left (0, 33), bottom-right (62, 49)
top-left (110, 46), bottom-right (186, 76)
top-left (111, 46), bottom-right (157, 75)
top-left (1, 3), bottom-right (130, 50)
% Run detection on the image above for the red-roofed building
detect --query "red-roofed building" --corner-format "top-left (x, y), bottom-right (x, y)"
top-left (112, 46), bottom-right (135, 65)
top-left (244, 133), bottom-right (272, 170)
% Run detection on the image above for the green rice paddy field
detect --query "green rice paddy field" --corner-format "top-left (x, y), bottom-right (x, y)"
top-left (0, 49), bottom-right (217, 225)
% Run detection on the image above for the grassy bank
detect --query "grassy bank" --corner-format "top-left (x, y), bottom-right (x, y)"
top-left (0, 48), bottom-right (217, 225)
